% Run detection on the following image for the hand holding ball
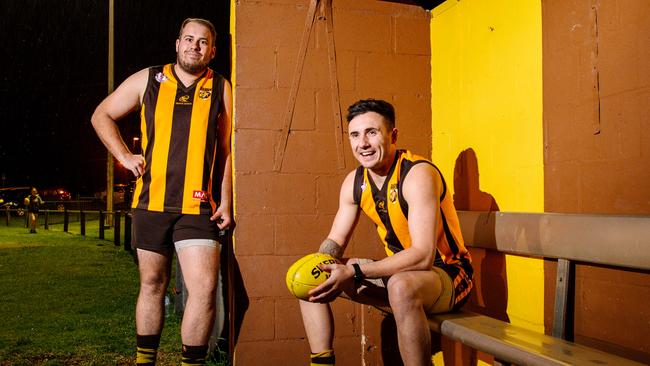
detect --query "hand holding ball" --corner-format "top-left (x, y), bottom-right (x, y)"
top-left (286, 253), bottom-right (338, 300)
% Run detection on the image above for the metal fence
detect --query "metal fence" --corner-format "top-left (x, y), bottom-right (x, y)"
top-left (3, 207), bottom-right (132, 251)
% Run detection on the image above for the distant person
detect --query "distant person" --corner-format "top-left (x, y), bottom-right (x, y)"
top-left (24, 187), bottom-right (44, 233)
top-left (91, 18), bottom-right (232, 366)
top-left (298, 99), bottom-right (473, 366)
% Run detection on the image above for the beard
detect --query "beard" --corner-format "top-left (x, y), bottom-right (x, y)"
top-left (177, 53), bottom-right (211, 74)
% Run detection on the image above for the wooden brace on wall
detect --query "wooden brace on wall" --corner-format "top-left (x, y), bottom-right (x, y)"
top-left (273, 0), bottom-right (346, 171)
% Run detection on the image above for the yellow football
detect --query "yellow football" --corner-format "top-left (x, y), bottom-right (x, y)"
top-left (286, 253), bottom-right (338, 300)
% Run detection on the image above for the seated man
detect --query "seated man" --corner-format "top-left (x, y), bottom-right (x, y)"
top-left (299, 99), bottom-right (473, 366)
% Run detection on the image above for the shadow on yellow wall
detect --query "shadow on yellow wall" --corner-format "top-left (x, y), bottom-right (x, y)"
top-left (453, 148), bottom-right (508, 323)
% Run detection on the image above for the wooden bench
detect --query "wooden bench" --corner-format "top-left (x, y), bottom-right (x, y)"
top-left (427, 211), bottom-right (650, 365)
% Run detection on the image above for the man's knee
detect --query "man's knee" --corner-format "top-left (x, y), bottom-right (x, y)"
top-left (138, 264), bottom-right (170, 296)
top-left (386, 272), bottom-right (423, 311)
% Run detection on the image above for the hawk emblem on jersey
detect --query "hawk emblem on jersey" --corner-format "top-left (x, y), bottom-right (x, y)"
top-left (192, 190), bottom-right (209, 202)
top-left (389, 184), bottom-right (398, 203)
top-left (154, 72), bottom-right (167, 83)
top-left (198, 88), bottom-right (212, 100)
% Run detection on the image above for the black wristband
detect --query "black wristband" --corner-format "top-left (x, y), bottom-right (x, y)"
top-left (352, 263), bottom-right (364, 284)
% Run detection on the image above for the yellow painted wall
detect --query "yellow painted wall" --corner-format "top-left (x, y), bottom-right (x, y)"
top-left (429, 0), bottom-right (544, 340)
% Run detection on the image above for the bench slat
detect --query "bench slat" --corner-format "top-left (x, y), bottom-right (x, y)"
top-left (457, 211), bottom-right (650, 271)
top-left (429, 312), bottom-right (644, 366)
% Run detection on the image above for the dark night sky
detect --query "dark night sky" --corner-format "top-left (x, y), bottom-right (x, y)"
top-left (0, 0), bottom-right (231, 195)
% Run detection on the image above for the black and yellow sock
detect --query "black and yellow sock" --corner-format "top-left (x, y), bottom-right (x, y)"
top-left (181, 344), bottom-right (208, 366)
top-left (136, 334), bottom-right (161, 366)
top-left (311, 349), bottom-right (335, 366)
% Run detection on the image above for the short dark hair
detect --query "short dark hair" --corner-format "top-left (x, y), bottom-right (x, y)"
top-left (179, 18), bottom-right (217, 47)
top-left (346, 99), bottom-right (395, 129)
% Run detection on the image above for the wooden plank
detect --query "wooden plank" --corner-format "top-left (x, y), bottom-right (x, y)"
top-left (431, 312), bottom-right (644, 366)
top-left (273, 0), bottom-right (320, 172)
top-left (457, 211), bottom-right (650, 271)
top-left (323, 0), bottom-right (346, 170)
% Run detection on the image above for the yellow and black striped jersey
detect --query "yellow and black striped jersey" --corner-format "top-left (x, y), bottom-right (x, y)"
top-left (353, 150), bottom-right (472, 268)
top-left (131, 64), bottom-right (226, 215)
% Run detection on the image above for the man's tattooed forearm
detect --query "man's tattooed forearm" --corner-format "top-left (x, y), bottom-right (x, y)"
top-left (318, 238), bottom-right (343, 259)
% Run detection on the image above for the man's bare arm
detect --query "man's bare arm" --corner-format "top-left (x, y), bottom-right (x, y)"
top-left (318, 238), bottom-right (344, 259)
top-left (210, 79), bottom-right (234, 230)
top-left (90, 68), bottom-right (148, 177)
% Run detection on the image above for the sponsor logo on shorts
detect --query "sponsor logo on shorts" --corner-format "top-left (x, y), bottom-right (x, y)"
top-left (198, 88), bottom-right (212, 100)
top-left (192, 190), bottom-right (209, 202)
top-left (155, 72), bottom-right (167, 83)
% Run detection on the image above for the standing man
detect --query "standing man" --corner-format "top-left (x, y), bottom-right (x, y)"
top-left (91, 18), bottom-right (232, 366)
top-left (24, 187), bottom-right (44, 233)
top-left (299, 99), bottom-right (473, 366)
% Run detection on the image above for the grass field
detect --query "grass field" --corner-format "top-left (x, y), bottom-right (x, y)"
top-left (0, 224), bottom-right (188, 365)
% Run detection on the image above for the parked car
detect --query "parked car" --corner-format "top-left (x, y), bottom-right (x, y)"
top-left (0, 187), bottom-right (32, 216)
top-left (41, 187), bottom-right (72, 211)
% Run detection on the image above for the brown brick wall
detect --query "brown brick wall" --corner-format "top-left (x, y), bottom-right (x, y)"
top-left (233, 0), bottom-right (432, 364)
top-left (542, 0), bottom-right (650, 362)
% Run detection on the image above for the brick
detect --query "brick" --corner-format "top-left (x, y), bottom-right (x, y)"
top-left (578, 159), bottom-right (650, 215)
top-left (334, 0), bottom-right (426, 17)
top-left (544, 100), bottom-right (598, 163)
top-left (599, 27), bottom-right (640, 97)
top-left (275, 298), bottom-right (305, 340)
top-left (274, 298), bottom-right (361, 342)
top-left (314, 89), bottom-right (335, 133)
top-left (332, 335), bottom-right (363, 364)
top-left (543, 161), bottom-right (582, 213)
top-left (361, 305), bottom-right (403, 365)
top-left (237, 255), bottom-right (296, 297)
top-left (235, 173), bottom-right (316, 215)
top-left (316, 174), bottom-right (345, 215)
top-left (331, 298), bottom-right (361, 337)
top-left (236, 2), bottom-right (307, 48)
top-left (392, 93), bottom-right (432, 139)
top-left (233, 214), bottom-right (275, 256)
top-left (281, 132), bottom-right (340, 173)
top-left (238, 298), bottom-right (275, 342)
top-left (356, 54), bottom-right (430, 93)
top-left (598, 93), bottom-right (642, 160)
top-left (234, 88), bottom-right (289, 130)
top-left (235, 46), bottom-right (276, 88)
top-left (542, 1), bottom-right (594, 108)
top-left (235, 339), bottom-right (309, 366)
top-left (234, 87), bottom-right (316, 132)
top-left (277, 46), bottom-right (331, 89)
top-left (333, 9), bottom-right (392, 53)
top-left (396, 136), bottom-right (431, 159)
top-left (274, 214), bottom-right (335, 255)
top-left (598, 0), bottom-right (650, 95)
top-left (575, 272), bottom-right (650, 352)
top-left (234, 130), bottom-right (276, 173)
top-left (395, 14), bottom-right (431, 55)
top-left (335, 51), bottom-right (357, 91)
top-left (346, 216), bottom-right (385, 259)
top-left (291, 88), bottom-right (317, 131)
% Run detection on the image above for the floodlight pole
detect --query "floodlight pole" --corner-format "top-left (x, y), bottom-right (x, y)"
top-left (106, 0), bottom-right (115, 226)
